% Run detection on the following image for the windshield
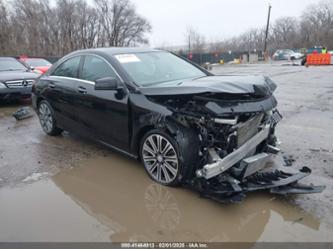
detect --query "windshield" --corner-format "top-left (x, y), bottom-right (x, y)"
top-left (25, 58), bottom-right (52, 67)
top-left (114, 51), bottom-right (206, 86)
top-left (283, 49), bottom-right (294, 54)
top-left (0, 58), bottom-right (28, 72)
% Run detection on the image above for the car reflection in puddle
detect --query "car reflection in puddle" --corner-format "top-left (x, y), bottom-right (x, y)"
top-left (52, 153), bottom-right (329, 242)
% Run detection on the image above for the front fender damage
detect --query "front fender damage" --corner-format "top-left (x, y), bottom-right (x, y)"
top-left (145, 93), bottom-right (325, 203)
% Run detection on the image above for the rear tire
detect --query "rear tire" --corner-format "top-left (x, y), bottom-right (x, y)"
top-left (38, 100), bottom-right (62, 136)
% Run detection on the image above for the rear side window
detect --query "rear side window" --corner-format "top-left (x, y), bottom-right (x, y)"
top-left (81, 55), bottom-right (118, 82)
top-left (52, 56), bottom-right (81, 78)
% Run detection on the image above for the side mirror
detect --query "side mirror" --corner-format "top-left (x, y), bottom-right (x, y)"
top-left (30, 66), bottom-right (35, 70)
top-left (95, 77), bottom-right (122, 91)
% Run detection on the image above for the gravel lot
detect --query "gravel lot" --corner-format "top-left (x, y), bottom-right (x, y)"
top-left (0, 63), bottom-right (332, 242)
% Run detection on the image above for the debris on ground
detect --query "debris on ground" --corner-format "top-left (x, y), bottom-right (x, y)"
top-left (12, 106), bottom-right (34, 120)
top-left (283, 154), bottom-right (296, 167)
top-left (22, 172), bottom-right (49, 183)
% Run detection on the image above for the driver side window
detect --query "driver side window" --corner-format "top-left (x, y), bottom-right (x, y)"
top-left (80, 55), bottom-right (118, 82)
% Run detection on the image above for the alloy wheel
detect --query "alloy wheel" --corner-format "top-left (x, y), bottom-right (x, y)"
top-left (142, 134), bottom-right (179, 184)
top-left (38, 103), bottom-right (53, 134)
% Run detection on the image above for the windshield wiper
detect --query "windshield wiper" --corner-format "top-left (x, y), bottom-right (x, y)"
top-left (192, 75), bottom-right (207, 80)
top-left (176, 76), bottom-right (207, 86)
top-left (142, 75), bottom-right (207, 87)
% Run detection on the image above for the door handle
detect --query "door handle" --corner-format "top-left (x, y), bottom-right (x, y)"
top-left (49, 82), bottom-right (56, 88)
top-left (77, 86), bottom-right (87, 94)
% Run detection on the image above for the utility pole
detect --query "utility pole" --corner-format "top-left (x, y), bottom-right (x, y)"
top-left (188, 38), bottom-right (191, 54)
top-left (264, 4), bottom-right (272, 60)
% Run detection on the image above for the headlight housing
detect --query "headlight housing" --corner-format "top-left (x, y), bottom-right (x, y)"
top-left (0, 82), bottom-right (7, 89)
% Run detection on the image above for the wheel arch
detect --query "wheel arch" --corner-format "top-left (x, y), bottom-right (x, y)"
top-left (133, 125), bottom-right (155, 159)
top-left (133, 118), bottom-right (182, 158)
top-left (36, 96), bottom-right (46, 108)
top-left (136, 119), bottom-right (201, 182)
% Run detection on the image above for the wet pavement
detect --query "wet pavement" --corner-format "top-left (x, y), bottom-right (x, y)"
top-left (0, 63), bottom-right (333, 242)
top-left (1, 154), bottom-right (332, 242)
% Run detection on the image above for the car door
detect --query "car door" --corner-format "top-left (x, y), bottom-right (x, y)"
top-left (43, 56), bottom-right (82, 131)
top-left (74, 55), bottom-right (129, 151)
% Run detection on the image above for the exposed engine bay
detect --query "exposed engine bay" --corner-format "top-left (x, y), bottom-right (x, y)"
top-left (147, 88), bottom-right (325, 203)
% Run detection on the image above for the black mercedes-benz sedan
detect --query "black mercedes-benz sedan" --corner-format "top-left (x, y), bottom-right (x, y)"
top-left (0, 57), bottom-right (39, 100)
top-left (32, 47), bottom-right (324, 202)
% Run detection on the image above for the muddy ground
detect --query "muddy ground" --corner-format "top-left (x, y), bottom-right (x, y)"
top-left (0, 63), bottom-right (333, 242)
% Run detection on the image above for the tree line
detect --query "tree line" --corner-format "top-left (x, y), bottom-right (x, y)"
top-left (185, 0), bottom-right (333, 54)
top-left (1, 0), bottom-right (332, 57)
top-left (0, 0), bottom-right (152, 56)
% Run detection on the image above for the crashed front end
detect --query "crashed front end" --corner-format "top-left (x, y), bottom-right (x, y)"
top-left (191, 107), bottom-right (324, 202)
top-left (146, 76), bottom-right (325, 202)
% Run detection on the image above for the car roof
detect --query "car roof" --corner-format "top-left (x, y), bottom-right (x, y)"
top-left (24, 58), bottom-right (46, 60)
top-left (0, 57), bottom-right (16, 60)
top-left (71, 47), bottom-right (163, 56)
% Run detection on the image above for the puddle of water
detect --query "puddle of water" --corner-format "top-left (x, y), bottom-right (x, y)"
top-left (0, 103), bottom-right (106, 186)
top-left (0, 104), bottom-right (20, 117)
top-left (1, 154), bottom-right (333, 242)
top-left (0, 180), bottom-right (111, 242)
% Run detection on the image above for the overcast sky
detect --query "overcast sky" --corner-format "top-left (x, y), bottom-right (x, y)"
top-left (131, 0), bottom-right (321, 47)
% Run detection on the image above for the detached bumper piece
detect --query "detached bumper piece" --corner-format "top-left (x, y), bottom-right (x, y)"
top-left (194, 167), bottom-right (325, 203)
top-left (12, 106), bottom-right (34, 120)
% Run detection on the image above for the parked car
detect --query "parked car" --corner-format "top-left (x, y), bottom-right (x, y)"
top-left (201, 62), bottom-right (212, 70)
top-left (20, 57), bottom-right (52, 74)
top-left (307, 46), bottom-right (325, 54)
top-left (273, 49), bottom-right (304, 61)
top-left (0, 57), bottom-right (39, 101)
top-left (32, 48), bottom-right (323, 202)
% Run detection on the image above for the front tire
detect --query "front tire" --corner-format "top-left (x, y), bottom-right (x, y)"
top-left (38, 100), bottom-right (62, 136)
top-left (140, 130), bottom-right (181, 186)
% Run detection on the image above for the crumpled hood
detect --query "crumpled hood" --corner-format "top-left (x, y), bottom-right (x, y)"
top-left (0, 71), bottom-right (39, 82)
top-left (140, 75), bottom-right (277, 96)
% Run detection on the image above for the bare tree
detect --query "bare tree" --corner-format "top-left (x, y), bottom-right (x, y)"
top-left (185, 26), bottom-right (206, 53)
top-left (1, 0), bottom-right (333, 56)
top-left (208, 0), bottom-right (333, 53)
top-left (208, 38), bottom-right (224, 53)
top-left (94, 0), bottom-right (151, 47)
top-left (0, 0), bottom-right (151, 56)
top-left (300, 0), bottom-right (333, 48)
top-left (237, 28), bottom-right (266, 51)
top-left (271, 17), bottom-right (299, 49)
top-left (0, 0), bottom-right (11, 55)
